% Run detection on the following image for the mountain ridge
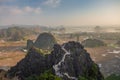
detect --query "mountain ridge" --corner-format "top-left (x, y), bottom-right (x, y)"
top-left (7, 41), bottom-right (104, 80)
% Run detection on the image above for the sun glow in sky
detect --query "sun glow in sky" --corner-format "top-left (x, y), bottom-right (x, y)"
top-left (0, 0), bottom-right (120, 26)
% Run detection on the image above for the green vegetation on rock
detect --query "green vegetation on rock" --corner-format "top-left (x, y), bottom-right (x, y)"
top-left (25, 70), bottom-right (62, 80)
top-left (78, 63), bottom-right (104, 80)
top-left (33, 47), bottom-right (51, 55)
top-left (105, 74), bottom-right (120, 80)
top-left (78, 76), bottom-right (88, 80)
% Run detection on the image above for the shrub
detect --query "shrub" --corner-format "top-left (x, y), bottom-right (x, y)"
top-left (105, 74), bottom-right (120, 80)
top-left (25, 70), bottom-right (62, 80)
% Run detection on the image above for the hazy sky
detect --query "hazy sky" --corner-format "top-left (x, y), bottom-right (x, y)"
top-left (0, 0), bottom-right (120, 26)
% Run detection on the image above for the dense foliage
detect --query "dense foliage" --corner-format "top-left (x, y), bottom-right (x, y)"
top-left (78, 63), bottom-right (104, 80)
top-left (25, 70), bottom-right (62, 80)
top-left (105, 74), bottom-right (120, 80)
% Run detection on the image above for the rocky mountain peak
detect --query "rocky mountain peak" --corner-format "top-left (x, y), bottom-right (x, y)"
top-left (7, 41), bottom-right (104, 80)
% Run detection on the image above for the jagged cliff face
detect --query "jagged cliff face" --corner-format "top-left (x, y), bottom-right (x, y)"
top-left (7, 41), bottom-right (104, 80)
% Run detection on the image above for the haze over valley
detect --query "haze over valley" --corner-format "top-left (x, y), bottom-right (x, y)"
top-left (0, 0), bottom-right (120, 80)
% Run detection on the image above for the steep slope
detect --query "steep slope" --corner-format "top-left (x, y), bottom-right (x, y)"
top-left (34, 33), bottom-right (57, 49)
top-left (7, 41), bottom-right (104, 80)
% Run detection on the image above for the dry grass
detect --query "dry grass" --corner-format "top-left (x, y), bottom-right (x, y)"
top-left (0, 41), bottom-right (26, 47)
top-left (0, 51), bottom-right (25, 66)
top-left (0, 39), bottom-right (119, 67)
top-left (0, 41), bottom-right (26, 67)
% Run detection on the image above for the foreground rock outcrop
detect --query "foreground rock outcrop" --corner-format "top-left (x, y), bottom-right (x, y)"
top-left (7, 41), bottom-right (104, 80)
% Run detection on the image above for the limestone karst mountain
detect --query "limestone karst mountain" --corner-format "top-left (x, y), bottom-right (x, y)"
top-left (7, 41), bottom-right (104, 80)
top-left (26, 33), bottom-right (57, 50)
top-left (82, 39), bottom-right (105, 47)
top-left (34, 33), bottom-right (57, 49)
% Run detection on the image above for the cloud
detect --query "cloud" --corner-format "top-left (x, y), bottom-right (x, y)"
top-left (10, 7), bottom-right (24, 15)
top-left (24, 6), bottom-right (42, 14)
top-left (43, 0), bottom-right (61, 8)
top-left (0, 6), bottom-right (42, 15)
